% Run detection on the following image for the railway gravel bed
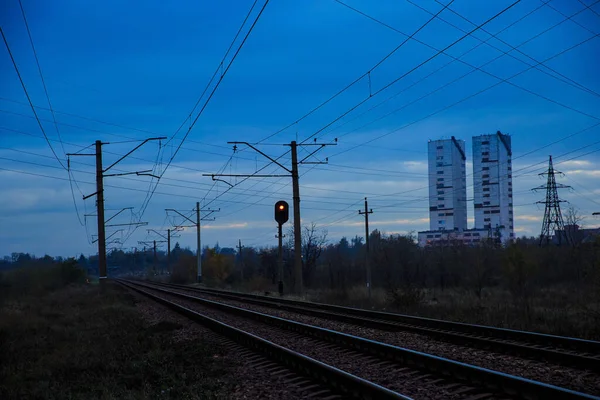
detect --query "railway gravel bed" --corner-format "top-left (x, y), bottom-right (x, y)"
top-left (126, 285), bottom-right (342, 400)
top-left (146, 282), bottom-right (600, 397)
top-left (133, 282), bottom-right (593, 400)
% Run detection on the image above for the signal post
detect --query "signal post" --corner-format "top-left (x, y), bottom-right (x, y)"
top-left (275, 200), bottom-right (289, 296)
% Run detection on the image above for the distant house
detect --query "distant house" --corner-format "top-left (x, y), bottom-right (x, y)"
top-left (554, 224), bottom-right (600, 245)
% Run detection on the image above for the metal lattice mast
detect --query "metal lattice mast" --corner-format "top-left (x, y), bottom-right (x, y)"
top-left (533, 156), bottom-right (571, 246)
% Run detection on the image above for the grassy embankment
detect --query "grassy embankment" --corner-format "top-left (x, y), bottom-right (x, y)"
top-left (205, 276), bottom-right (600, 340)
top-left (0, 262), bottom-right (234, 399)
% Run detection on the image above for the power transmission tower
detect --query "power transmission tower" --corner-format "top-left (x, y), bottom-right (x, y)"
top-left (166, 203), bottom-right (219, 282)
top-left (206, 139), bottom-right (336, 295)
top-left (67, 137), bottom-right (163, 284)
top-left (533, 156), bottom-right (571, 246)
top-left (358, 197), bottom-right (373, 300)
top-left (148, 228), bottom-right (181, 274)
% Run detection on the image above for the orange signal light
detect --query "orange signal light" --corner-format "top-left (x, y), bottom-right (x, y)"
top-left (275, 200), bottom-right (289, 225)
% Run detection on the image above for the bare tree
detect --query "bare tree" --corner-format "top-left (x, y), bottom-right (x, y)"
top-left (565, 205), bottom-right (585, 227)
top-left (564, 205), bottom-right (585, 244)
top-left (288, 222), bottom-right (328, 287)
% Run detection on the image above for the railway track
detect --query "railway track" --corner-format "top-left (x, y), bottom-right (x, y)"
top-left (118, 279), bottom-right (408, 400)
top-left (121, 279), bottom-right (599, 400)
top-left (148, 280), bottom-right (600, 372)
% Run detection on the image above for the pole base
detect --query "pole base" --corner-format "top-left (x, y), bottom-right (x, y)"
top-left (278, 280), bottom-right (284, 296)
top-left (197, 276), bottom-right (202, 283)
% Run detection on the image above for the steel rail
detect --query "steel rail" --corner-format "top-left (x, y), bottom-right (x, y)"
top-left (116, 279), bottom-right (410, 400)
top-left (147, 280), bottom-right (600, 371)
top-left (126, 279), bottom-right (599, 400)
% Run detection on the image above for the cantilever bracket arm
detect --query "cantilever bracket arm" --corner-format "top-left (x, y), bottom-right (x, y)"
top-left (147, 229), bottom-right (168, 240)
top-left (82, 190), bottom-right (99, 200)
top-left (299, 144), bottom-right (326, 164)
top-left (105, 207), bottom-right (134, 224)
top-left (166, 209), bottom-right (196, 225)
top-left (93, 229), bottom-right (123, 244)
top-left (136, 172), bottom-right (161, 179)
top-left (210, 175), bottom-right (234, 187)
top-left (205, 173), bottom-right (290, 178)
top-left (228, 141), bottom-right (291, 173)
top-left (104, 169), bottom-right (152, 178)
top-left (104, 137), bottom-right (166, 173)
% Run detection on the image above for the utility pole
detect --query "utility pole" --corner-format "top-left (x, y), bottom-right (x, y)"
top-left (196, 202), bottom-right (201, 282)
top-left (290, 142), bottom-right (303, 294)
top-left (153, 240), bottom-right (157, 273)
top-left (359, 197), bottom-right (373, 300)
top-left (139, 239), bottom-right (166, 275)
top-left (94, 140), bottom-right (106, 283)
top-left (237, 239), bottom-right (244, 281)
top-left (67, 137), bottom-right (163, 285)
top-left (147, 228), bottom-right (180, 275)
top-left (166, 204), bottom-right (219, 283)
top-left (205, 139), bottom-right (336, 295)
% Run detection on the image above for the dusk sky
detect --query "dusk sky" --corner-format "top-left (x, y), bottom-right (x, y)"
top-left (1, 0), bottom-right (599, 258)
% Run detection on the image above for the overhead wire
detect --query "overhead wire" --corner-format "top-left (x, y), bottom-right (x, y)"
top-left (164, 0), bottom-right (261, 148)
top-left (300, 0), bottom-right (522, 145)
top-left (420, 0), bottom-right (600, 97)
top-left (326, 33), bottom-right (600, 160)
top-left (196, 0), bottom-right (462, 218)
top-left (140, 0), bottom-right (271, 219)
top-left (0, 26), bottom-right (66, 170)
top-left (5, 2), bottom-right (600, 247)
top-left (317, 0), bottom-right (550, 140)
top-left (18, 0), bottom-right (91, 227)
top-left (319, 1), bottom-right (600, 149)
top-left (0, 96), bottom-right (232, 150)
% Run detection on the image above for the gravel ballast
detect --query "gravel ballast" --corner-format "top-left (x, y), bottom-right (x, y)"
top-left (140, 283), bottom-right (600, 397)
top-left (137, 284), bottom-right (532, 400)
top-left (128, 286), bottom-right (333, 400)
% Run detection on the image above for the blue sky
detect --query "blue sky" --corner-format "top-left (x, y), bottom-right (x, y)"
top-left (1, 0), bottom-right (599, 258)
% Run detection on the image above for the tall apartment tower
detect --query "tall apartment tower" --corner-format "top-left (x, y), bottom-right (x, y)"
top-left (427, 137), bottom-right (467, 232)
top-left (472, 131), bottom-right (514, 244)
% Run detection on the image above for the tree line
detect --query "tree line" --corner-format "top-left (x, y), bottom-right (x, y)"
top-left (3, 223), bottom-right (599, 337)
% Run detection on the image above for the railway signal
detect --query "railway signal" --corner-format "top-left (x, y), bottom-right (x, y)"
top-left (275, 200), bottom-right (289, 225)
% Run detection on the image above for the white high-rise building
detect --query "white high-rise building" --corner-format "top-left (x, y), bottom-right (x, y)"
top-left (427, 137), bottom-right (467, 232)
top-left (472, 131), bottom-right (514, 244)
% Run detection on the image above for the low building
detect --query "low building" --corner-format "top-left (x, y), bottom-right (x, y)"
top-left (554, 225), bottom-right (600, 245)
top-left (417, 228), bottom-right (493, 247)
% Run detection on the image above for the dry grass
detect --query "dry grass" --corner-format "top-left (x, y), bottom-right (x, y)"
top-left (0, 282), bottom-right (234, 400)
top-left (305, 285), bottom-right (600, 340)
top-left (216, 276), bottom-right (600, 340)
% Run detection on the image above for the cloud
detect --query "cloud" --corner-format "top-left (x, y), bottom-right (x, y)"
top-left (515, 215), bottom-right (541, 222)
top-left (564, 169), bottom-right (600, 177)
top-left (203, 223), bottom-right (248, 230)
top-left (329, 217), bottom-right (429, 228)
top-left (514, 227), bottom-right (532, 233)
top-left (560, 160), bottom-right (592, 168)
top-left (402, 161), bottom-right (427, 171)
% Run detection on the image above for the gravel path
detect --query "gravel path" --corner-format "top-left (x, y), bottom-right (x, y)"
top-left (139, 284), bottom-right (519, 400)
top-left (126, 286), bottom-right (336, 400)
top-left (163, 286), bottom-right (600, 397)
